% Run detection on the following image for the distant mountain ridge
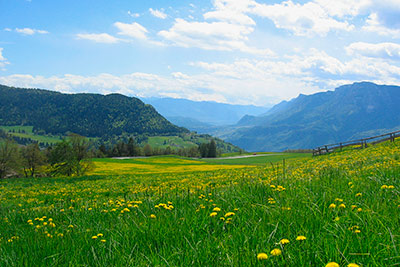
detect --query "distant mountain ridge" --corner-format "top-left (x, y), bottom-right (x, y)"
top-left (142, 97), bottom-right (272, 127)
top-left (0, 84), bottom-right (188, 138)
top-left (216, 82), bottom-right (400, 151)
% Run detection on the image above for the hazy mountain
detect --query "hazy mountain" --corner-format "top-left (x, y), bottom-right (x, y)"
top-left (218, 82), bottom-right (400, 151)
top-left (0, 84), bottom-right (188, 138)
top-left (142, 97), bottom-right (272, 127)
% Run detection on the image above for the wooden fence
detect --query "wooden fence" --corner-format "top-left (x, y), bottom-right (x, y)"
top-left (312, 130), bottom-right (400, 156)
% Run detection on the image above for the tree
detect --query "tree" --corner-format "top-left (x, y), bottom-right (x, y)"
top-left (0, 140), bottom-right (21, 178)
top-left (143, 144), bottom-right (153, 156)
top-left (208, 139), bottom-right (217, 158)
top-left (21, 143), bottom-right (45, 177)
top-left (199, 143), bottom-right (209, 158)
top-left (49, 135), bottom-right (92, 176)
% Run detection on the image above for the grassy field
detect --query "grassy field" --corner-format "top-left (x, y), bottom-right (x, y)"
top-left (199, 152), bottom-right (311, 165)
top-left (0, 143), bottom-right (399, 266)
top-left (0, 125), bottom-right (62, 144)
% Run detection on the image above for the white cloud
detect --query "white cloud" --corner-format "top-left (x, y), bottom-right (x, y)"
top-left (149, 8), bottom-right (167, 19)
top-left (346, 42), bottom-right (400, 60)
top-left (114, 22), bottom-right (148, 40)
top-left (128, 11), bottom-right (140, 18)
top-left (203, 0), bottom-right (256, 25)
top-left (0, 48), bottom-right (10, 70)
top-left (158, 18), bottom-right (273, 55)
top-left (76, 33), bottom-right (120, 44)
top-left (4, 28), bottom-right (12, 32)
top-left (250, 1), bottom-right (354, 36)
top-left (15, 27), bottom-right (49, 35)
top-left (362, 13), bottom-right (400, 37)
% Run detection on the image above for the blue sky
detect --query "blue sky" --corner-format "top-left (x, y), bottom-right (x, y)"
top-left (1, 0), bottom-right (400, 105)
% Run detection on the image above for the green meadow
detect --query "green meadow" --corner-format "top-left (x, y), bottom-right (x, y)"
top-left (0, 143), bottom-right (399, 266)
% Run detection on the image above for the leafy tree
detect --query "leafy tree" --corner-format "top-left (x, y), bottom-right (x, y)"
top-left (199, 143), bottom-right (209, 158)
top-left (0, 140), bottom-right (21, 178)
top-left (143, 144), bottom-right (153, 156)
top-left (208, 139), bottom-right (217, 158)
top-left (21, 143), bottom-right (45, 177)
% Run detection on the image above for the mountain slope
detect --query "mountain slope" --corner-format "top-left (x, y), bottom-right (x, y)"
top-left (142, 97), bottom-right (271, 126)
top-left (220, 82), bottom-right (400, 151)
top-left (0, 84), bottom-right (188, 138)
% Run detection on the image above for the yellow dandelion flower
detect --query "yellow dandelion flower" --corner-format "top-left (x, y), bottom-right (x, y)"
top-left (97, 233), bottom-right (103, 237)
top-left (92, 236), bottom-right (98, 239)
top-left (212, 207), bottom-right (221, 212)
top-left (351, 205), bottom-right (357, 209)
top-left (209, 212), bottom-right (218, 217)
top-left (150, 214), bottom-right (156, 219)
top-left (381, 185), bottom-right (388, 189)
top-left (329, 203), bottom-right (336, 209)
top-left (100, 239), bottom-right (106, 243)
top-left (224, 212), bottom-right (235, 217)
top-left (339, 204), bottom-right (346, 209)
top-left (357, 208), bottom-right (362, 212)
top-left (257, 253), bottom-right (268, 260)
top-left (347, 264), bottom-right (360, 267)
top-left (388, 185), bottom-right (395, 189)
top-left (296, 235), bottom-right (306, 241)
top-left (220, 217), bottom-right (225, 221)
top-left (325, 262), bottom-right (339, 267)
top-left (355, 193), bottom-right (362, 197)
top-left (279, 239), bottom-right (290, 245)
top-left (270, 248), bottom-right (282, 256)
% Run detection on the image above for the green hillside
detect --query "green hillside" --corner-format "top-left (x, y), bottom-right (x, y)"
top-left (0, 84), bottom-right (187, 138)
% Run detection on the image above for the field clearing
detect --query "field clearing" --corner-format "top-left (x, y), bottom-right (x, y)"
top-left (0, 125), bottom-right (62, 144)
top-left (89, 156), bottom-right (252, 176)
top-left (0, 143), bottom-right (399, 266)
top-left (199, 152), bottom-right (311, 165)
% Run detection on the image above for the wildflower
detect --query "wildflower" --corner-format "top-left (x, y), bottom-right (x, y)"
top-left (92, 236), bottom-right (98, 239)
top-left (210, 212), bottom-right (217, 217)
top-left (325, 262), bottom-right (339, 267)
top-left (381, 185), bottom-right (388, 189)
top-left (296, 235), bottom-right (306, 241)
top-left (212, 207), bottom-right (221, 212)
top-left (68, 225), bottom-right (74, 228)
top-left (354, 229), bottom-right (361, 233)
top-left (257, 253), bottom-right (268, 260)
top-left (355, 193), bottom-right (362, 197)
top-left (388, 185), bottom-right (395, 189)
top-left (334, 216), bottom-right (340, 222)
top-left (334, 198), bottom-right (343, 202)
top-left (279, 239), bottom-right (290, 245)
top-left (270, 248), bottom-right (282, 256)
top-left (97, 233), bottom-right (103, 237)
top-left (351, 205), bottom-right (357, 209)
top-left (347, 264), bottom-right (360, 267)
top-left (224, 212), bottom-right (235, 217)
top-left (220, 217), bottom-right (225, 221)
top-left (329, 203), bottom-right (336, 209)
top-left (339, 204), bottom-right (346, 209)
top-left (100, 239), bottom-right (106, 243)
top-left (150, 214), bottom-right (156, 219)
top-left (357, 208), bottom-right (362, 212)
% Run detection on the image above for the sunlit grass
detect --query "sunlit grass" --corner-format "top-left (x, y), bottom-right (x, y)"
top-left (0, 142), bottom-right (399, 266)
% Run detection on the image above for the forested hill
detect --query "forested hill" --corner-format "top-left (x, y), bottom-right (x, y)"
top-left (0, 84), bottom-right (188, 138)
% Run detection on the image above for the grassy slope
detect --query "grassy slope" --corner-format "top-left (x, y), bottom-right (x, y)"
top-left (0, 143), bottom-right (399, 266)
top-left (0, 125), bottom-right (62, 144)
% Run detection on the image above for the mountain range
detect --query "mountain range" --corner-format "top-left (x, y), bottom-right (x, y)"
top-left (142, 97), bottom-right (271, 131)
top-left (214, 82), bottom-right (400, 151)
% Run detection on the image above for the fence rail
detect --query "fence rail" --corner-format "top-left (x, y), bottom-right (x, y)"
top-left (312, 130), bottom-right (400, 156)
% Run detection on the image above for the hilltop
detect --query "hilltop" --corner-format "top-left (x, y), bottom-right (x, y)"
top-left (216, 82), bottom-right (400, 151)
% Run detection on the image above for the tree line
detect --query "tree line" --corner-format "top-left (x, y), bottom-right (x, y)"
top-left (0, 133), bottom-right (219, 179)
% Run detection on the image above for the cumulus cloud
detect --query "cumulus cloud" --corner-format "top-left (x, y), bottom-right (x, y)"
top-left (149, 8), bottom-right (167, 19)
top-left (114, 22), bottom-right (148, 40)
top-left (0, 48), bottom-right (10, 71)
top-left (346, 42), bottom-right (400, 60)
top-left (15, 27), bottom-right (49, 35)
top-left (250, 1), bottom-right (354, 36)
top-left (76, 33), bottom-right (120, 44)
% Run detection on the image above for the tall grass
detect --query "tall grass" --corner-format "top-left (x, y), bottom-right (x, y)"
top-left (0, 142), bottom-right (399, 266)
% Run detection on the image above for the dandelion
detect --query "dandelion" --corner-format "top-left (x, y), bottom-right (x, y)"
top-left (212, 207), bottom-right (221, 212)
top-left (279, 239), bottom-right (290, 245)
top-left (381, 185), bottom-right (388, 189)
top-left (388, 185), bottom-right (395, 189)
top-left (257, 253), bottom-right (268, 260)
top-left (355, 193), bottom-right (362, 197)
top-left (339, 203), bottom-right (346, 209)
top-left (270, 248), bottom-right (282, 256)
top-left (357, 208), bottom-right (362, 212)
top-left (209, 212), bottom-right (217, 217)
top-left (225, 212), bottom-right (235, 217)
top-left (92, 236), bottom-right (98, 239)
top-left (150, 214), bottom-right (156, 219)
top-left (97, 233), bottom-right (103, 237)
top-left (329, 203), bottom-right (336, 209)
top-left (347, 264), bottom-right (360, 267)
top-left (296, 235), bottom-right (306, 241)
top-left (68, 225), bottom-right (74, 228)
top-left (325, 262), bottom-right (339, 267)
top-left (100, 239), bottom-right (106, 243)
